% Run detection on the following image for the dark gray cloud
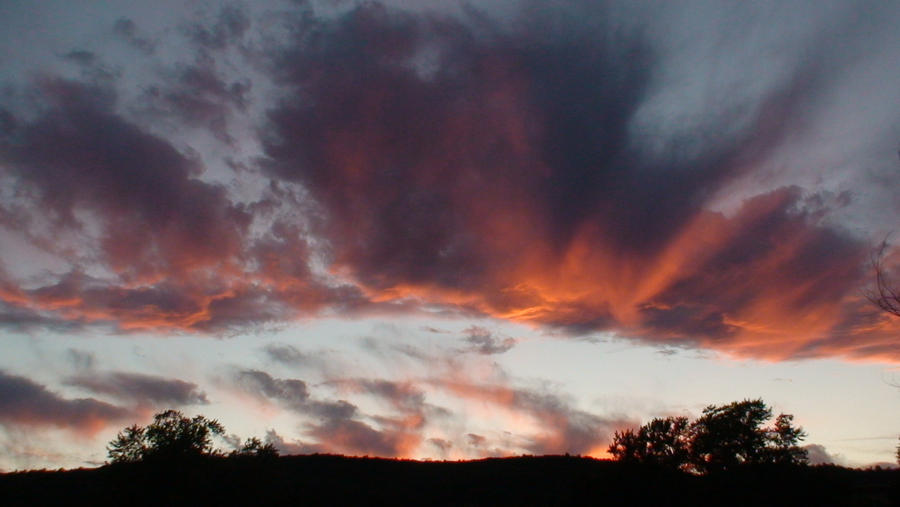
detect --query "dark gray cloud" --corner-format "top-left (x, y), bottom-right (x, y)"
top-left (427, 437), bottom-right (452, 453)
top-left (233, 369), bottom-right (310, 410)
top-left (65, 349), bottom-right (96, 371)
top-left (0, 78), bottom-right (249, 276)
top-left (0, 300), bottom-right (80, 333)
top-left (232, 368), bottom-right (359, 421)
top-left (334, 378), bottom-right (426, 411)
top-left (467, 433), bottom-right (486, 447)
top-left (0, 370), bottom-right (129, 431)
top-left (305, 399), bottom-right (358, 422)
top-left (462, 326), bottom-right (516, 355)
top-left (66, 371), bottom-right (208, 406)
top-left (335, 377), bottom-right (454, 421)
top-left (61, 50), bottom-right (97, 66)
top-left (260, 1), bottom-right (761, 280)
top-left (113, 18), bottom-right (156, 54)
top-left (183, 4), bottom-right (251, 50)
top-left (263, 343), bottom-right (314, 367)
top-left (141, 55), bottom-right (251, 144)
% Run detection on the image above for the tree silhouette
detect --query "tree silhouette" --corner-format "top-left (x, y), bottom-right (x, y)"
top-left (690, 399), bottom-right (774, 472)
top-left (767, 414), bottom-right (808, 464)
top-left (230, 437), bottom-right (279, 459)
top-left (108, 409), bottom-right (225, 463)
top-left (608, 416), bottom-right (690, 468)
top-left (107, 424), bottom-right (146, 463)
top-left (608, 399), bottom-right (808, 473)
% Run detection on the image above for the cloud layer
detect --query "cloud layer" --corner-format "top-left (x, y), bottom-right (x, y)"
top-left (0, 1), bottom-right (898, 362)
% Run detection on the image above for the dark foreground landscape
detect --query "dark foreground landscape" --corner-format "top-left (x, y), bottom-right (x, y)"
top-left (2, 455), bottom-right (897, 506)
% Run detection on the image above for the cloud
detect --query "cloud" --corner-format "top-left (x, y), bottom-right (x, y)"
top-left (237, 359), bottom-right (618, 457)
top-left (182, 4), bottom-right (251, 51)
top-left (66, 349), bottom-right (96, 371)
top-left (0, 300), bottom-right (80, 332)
top-left (232, 369), bottom-right (360, 421)
top-left (255, 2), bottom-right (898, 361)
top-left (333, 377), bottom-right (453, 420)
top-left (233, 369), bottom-right (310, 410)
top-left (61, 50), bottom-right (97, 66)
top-left (231, 369), bottom-right (426, 456)
top-left (432, 377), bottom-right (632, 455)
top-left (0, 78), bottom-right (364, 334)
top-left (0, 1), bottom-right (897, 362)
top-left (427, 437), bottom-right (452, 454)
top-left (263, 343), bottom-right (316, 367)
top-left (467, 433), bottom-right (486, 447)
top-left (140, 54), bottom-right (250, 144)
top-left (66, 372), bottom-right (209, 406)
top-left (113, 18), bottom-right (155, 54)
top-left (306, 416), bottom-right (417, 457)
top-left (264, 428), bottom-right (323, 455)
top-left (0, 370), bottom-right (129, 433)
top-left (462, 326), bottom-right (516, 355)
top-left (0, 78), bottom-right (248, 274)
top-left (803, 443), bottom-right (847, 466)
top-left (330, 378), bottom-right (426, 412)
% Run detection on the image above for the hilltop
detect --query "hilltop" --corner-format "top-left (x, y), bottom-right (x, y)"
top-left (2, 454), bottom-right (897, 506)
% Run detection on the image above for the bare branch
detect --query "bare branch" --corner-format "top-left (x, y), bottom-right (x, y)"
top-left (866, 239), bottom-right (900, 318)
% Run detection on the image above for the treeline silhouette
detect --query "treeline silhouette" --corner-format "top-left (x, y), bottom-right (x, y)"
top-left (2, 404), bottom-right (898, 505)
top-left (3, 454), bottom-right (898, 506)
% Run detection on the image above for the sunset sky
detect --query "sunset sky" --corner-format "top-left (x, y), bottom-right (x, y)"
top-left (1, 0), bottom-right (899, 471)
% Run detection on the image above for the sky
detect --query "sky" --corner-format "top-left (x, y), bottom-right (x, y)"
top-left (0, 0), bottom-right (899, 471)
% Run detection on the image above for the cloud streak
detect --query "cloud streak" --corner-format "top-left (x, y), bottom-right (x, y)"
top-left (66, 372), bottom-right (209, 407)
top-left (231, 369), bottom-right (423, 457)
top-left (0, 371), bottom-right (129, 433)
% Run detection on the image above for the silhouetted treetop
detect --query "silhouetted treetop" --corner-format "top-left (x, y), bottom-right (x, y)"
top-left (108, 409), bottom-right (225, 463)
top-left (108, 409), bottom-right (279, 463)
top-left (231, 437), bottom-right (279, 459)
top-left (609, 399), bottom-right (808, 473)
top-left (608, 416), bottom-right (691, 469)
top-left (107, 424), bottom-right (146, 464)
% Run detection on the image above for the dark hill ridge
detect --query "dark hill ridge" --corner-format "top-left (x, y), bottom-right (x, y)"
top-left (2, 455), bottom-right (898, 506)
